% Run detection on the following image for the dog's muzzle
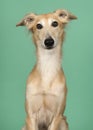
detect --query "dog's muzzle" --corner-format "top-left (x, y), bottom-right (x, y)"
top-left (44, 37), bottom-right (54, 49)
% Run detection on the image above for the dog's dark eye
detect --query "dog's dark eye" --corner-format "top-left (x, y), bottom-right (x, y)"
top-left (36, 24), bottom-right (43, 29)
top-left (51, 21), bottom-right (58, 27)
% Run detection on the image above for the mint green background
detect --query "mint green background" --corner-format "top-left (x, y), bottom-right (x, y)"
top-left (0, 0), bottom-right (93, 130)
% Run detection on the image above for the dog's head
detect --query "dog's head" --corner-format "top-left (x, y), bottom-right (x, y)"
top-left (16, 9), bottom-right (77, 50)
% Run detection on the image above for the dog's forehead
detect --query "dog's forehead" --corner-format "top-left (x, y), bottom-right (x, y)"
top-left (36, 14), bottom-right (58, 25)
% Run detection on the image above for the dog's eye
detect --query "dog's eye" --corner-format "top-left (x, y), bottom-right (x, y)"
top-left (51, 21), bottom-right (58, 27)
top-left (36, 24), bottom-right (43, 29)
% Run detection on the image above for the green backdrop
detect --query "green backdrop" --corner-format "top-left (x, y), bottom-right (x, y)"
top-left (0, 0), bottom-right (93, 130)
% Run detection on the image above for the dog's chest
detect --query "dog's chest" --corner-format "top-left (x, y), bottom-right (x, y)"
top-left (26, 78), bottom-right (65, 114)
top-left (27, 80), bottom-right (64, 96)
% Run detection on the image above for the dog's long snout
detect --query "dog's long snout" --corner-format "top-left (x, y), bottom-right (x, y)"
top-left (44, 37), bottom-right (54, 49)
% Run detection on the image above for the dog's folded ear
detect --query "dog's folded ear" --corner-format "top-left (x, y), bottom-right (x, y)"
top-left (54, 9), bottom-right (77, 24)
top-left (16, 13), bottom-right (37, 30)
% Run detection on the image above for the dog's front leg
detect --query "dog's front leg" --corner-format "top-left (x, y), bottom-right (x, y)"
top-left (21, 117), bottom-right (33, 130)
top-left (22, 116), bottom-right (36, 130)
top-left (49, 85), bottom-right (68, 130)
top-left (25, 116), bottom-right (36, 130)
top-left (25, 101), bottom-right (38, 130)
top-left (49, 115), bottom-right (68, 130)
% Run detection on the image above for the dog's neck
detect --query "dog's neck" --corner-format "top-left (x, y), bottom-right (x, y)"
top-left (36, 44), bottom-right (62, 84)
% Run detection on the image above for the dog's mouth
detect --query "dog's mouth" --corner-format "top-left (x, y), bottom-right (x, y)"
top-left (41, 44), bottom-right (56, 50)
top-left (45, 46), bottom-right (55, 50)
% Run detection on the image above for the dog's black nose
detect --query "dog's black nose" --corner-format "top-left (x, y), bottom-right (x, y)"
top-left (44, 37), bottom-right (54, 49)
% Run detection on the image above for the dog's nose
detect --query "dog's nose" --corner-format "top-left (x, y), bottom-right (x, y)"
top-left (44, 37), bottom-right (54, 49)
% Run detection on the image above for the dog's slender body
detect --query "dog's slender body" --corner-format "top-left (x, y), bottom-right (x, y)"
top-left (17, 9), bottom-right (77, 130)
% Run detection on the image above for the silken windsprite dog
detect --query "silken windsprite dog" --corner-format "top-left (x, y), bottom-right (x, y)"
top-left (16, 9), bottom-right (77, 130)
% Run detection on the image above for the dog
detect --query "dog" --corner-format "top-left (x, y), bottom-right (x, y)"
top-left (16, 9), bottom-right (77, 130)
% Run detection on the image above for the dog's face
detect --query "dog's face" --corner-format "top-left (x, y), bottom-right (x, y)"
top-left (17, 10), bottom-right (77, 50)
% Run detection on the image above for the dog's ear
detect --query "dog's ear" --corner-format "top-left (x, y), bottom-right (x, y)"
top-left (54, 9), bottom-right (77, 24)
top-left (16, 13), bottom-right (37, 30)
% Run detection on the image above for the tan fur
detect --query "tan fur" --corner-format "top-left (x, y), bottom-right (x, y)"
top-left (17, 9), bottom-right (77, 130)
